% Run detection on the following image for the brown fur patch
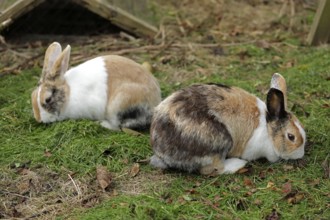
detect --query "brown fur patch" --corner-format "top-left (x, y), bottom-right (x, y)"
top-left (39, 80), bottom-right (69, 115)
top-left (269, 113), bottom-right (304, 155)
top-left (31, 89), bottom-right (41, 122)
top-left (207, 87), bottom-right (260, 157)
top-left (285, 116), bottom-right (304, 152)
top-left (104, 55), bottom-right (161, 114)
top-left (199, 155), bottom-right (224, 175)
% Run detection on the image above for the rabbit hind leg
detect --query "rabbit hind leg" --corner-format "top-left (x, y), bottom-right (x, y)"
top-left (199, 155), bottom-right (225, 175)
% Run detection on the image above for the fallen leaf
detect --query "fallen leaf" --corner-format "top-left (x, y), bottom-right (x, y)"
top-left (253, 199), bottom-right (262, 206)
top-left (265, 209), bottom-right (281, 220)
top-left (272, 55), bottom-right (282, 61)
top-left (282, 181), bottom-right (292, 194)
top-left (287, 192), bottom-right (304, 204)
top-left (44, 149), bottom-right (52, 157)
top-left (237, 167), bottom-right (249, 174)
top-left (237, 50), bottom-right (251, 60)
top-left (112, 189), bottom-right (119, 196)
top-left (121, 128), bottom-right (143, 136)
top-left (182, 194), bottom-right (192, 201)
top-left (130, 163), bottom-right (140, 177)
top-left (267, 181), bottom-right (275, 188)
top-left (96, 166), bottom-right (112, 191)
top-left (185, 188), bottom-right (197, 194)
top-left (282, 164), bottom-right (294, 171)
top-left (258, 171), bottom-right (267, 179)
top-left (194, 181), bottom-right (202, 187)
top-left (122, 158), bottom-right (129, 164)
top-left (214, 195), bottom-right (222, 202)
top-left (255, 40), bottom-right (271, 50)
top-left (245, 191), bottom-right (253, 196)
top-left (308, 178), bottom-right (320, 187)
top-left (243, 177), bottom-right (254, 187)
top-left (283, 190), bottom-right (305, 204)
top-left (321, 103), bottom-right (330, 109)
top-left (284, 60), bottom-right (295, 68)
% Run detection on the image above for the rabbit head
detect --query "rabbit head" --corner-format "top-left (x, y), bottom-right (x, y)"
top-left (32, 42), bottom-right (71, 123)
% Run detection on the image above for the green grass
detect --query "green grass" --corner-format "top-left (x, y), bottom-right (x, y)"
top-left (1, 44), bottom-right (329, 219)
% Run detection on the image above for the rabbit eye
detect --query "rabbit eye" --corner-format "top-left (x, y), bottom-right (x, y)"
top-left (45, 97), bottom-right (52, 104)
top-left (287, 133), bottom-right (295, 142)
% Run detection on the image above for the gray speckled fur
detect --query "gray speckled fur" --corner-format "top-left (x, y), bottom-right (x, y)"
top-left (150, 84), bottom-right (233, 172)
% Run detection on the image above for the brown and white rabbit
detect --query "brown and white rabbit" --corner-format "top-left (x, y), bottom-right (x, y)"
top-left (150, 73), bottom-right (306, 175)
top-left (31, 42), bottom-right (161, 130)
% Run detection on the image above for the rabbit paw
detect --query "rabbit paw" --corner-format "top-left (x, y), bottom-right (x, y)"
top-left (222, 158), bottom-right (247, 174)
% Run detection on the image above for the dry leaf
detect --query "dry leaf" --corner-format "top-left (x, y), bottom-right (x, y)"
top-left (287, 192), bottom-right (304, 204)
top-left (253, 199), bottom-right (262, 206)
top-left (282, 181), bottom-right (292, 194)
top-left (44, 149), bottom-right (52, 157)
top-left (122, 128), bottom-right (143, 136)
top-left (272, 56), bottom-right (282, 61)
top-left (283, 164), bottom-right (294, 171)
top-left (265, 209), bottom-right (281, 220)
top-left (112, 189), bottom-right (119, 196)
top-left (243, 177), bottom-right (253, 187)
top-left (130, 163), bottom-right (140, 177)
top-left (237, 167), bottom-right (249, 174)
top-left (283, 189), bottom-right (305, 204)
top-left (182, 194), bottom-right (192, 201)
top-left (255, 40), bottom-right (271, 50)
top-left (96, 166), bottom-right (112, 191)
top-left (308, 178), bottom-right (320, 187)
top-left (266, 181), bottom-right (275, 188)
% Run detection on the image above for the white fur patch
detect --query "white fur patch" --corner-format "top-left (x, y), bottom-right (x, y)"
top-left (295, 120), bottom-right (306, 148)
top-left (242, 98), bottom-right (280, 162)
top-left (222, 158), bottom-right (247, 174)
top-left (61, 57), bottom-right (108, 120)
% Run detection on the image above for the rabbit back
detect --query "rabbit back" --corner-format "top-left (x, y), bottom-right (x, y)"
top-left (150, 84), bottom-right (260, 172)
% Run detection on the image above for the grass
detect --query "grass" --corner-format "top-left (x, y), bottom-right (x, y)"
top-left (1, 1), bottom-right (330, 219)
top-left (1, 44), bottom-right (329, 220)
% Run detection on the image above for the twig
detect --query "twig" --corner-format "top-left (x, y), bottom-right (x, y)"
top-left (8, 49), bottom-right (31, 59)
top-left (1, 190), bottom-right (30, 199)
top-left (0, 52), bottom-right (43, 77)
top-left (68, 174), bottom-right (82, 197)
top-left (151, 38), bottom-right (176, 59)
top-left (202, 198), bottom-right (231, 218)
top-left (278, 0), bottom-right (288, 20)
top-left (289, 0), bottom-right (295, 31)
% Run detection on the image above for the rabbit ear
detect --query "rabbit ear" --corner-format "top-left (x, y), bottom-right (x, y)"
top-left (270, 73), bottom-right (287, 109)
top-left (41, 42), bottom-right (62, 81)
top-left (266, 88), bottom-right (287, 120)
top-left (48, 45), bottom-right (71, 80)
